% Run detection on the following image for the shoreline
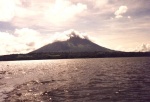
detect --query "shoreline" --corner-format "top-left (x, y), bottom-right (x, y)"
top-left (0, 51), bottom-right (150, 61)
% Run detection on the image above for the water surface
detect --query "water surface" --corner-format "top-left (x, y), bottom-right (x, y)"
top-left (0, 57), bottom-right (150, 102)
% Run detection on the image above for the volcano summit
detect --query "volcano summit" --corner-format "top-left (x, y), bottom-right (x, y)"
top-left (32, 32), bottom-right (113, 53)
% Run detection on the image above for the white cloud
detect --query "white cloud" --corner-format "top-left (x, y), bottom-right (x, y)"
top-left (115, 6), bottom-right (128, 18)
top-left (115, 15), bottom-right (123, 18)
top-left (127, 16), bottom-right (131, 19)
top-left (91, 0), bottom-right (109, 8)
top-left (116, 44), bottom-right (150, 52)
top-left (50, 29), bottom-right (89, 42)
top-left (0, 0), bottom-right (87, 26)
top-left (0, 28), bottom-right (44, 55)
top-left (135, 44), bottom-right (150, 52)
top-left (44, 0), bottom-right (87, 25)
top-left (14, 28), bottom-right (43, 48)
top-left (0, 31), bottom-right (18, 55)
top-left (0, 0), bottom-right (34, 22)
top-left (0, 0), bottom-right (15, 22)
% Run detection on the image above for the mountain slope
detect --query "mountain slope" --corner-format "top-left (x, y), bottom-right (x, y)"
top-left (31, 33), bottom-right (114, 53)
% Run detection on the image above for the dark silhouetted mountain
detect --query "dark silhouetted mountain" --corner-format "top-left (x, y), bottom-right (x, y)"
top-left (31, 32), bottom-right (114, 53)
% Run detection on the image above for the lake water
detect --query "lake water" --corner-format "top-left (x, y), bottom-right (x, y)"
top-left (0, 57), bottom-right (150, 102)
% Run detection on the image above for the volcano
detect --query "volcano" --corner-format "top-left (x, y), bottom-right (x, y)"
top-left (31, 32), bottom-right (114, 53)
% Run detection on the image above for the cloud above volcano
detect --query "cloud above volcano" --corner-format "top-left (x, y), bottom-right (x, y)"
top-left (0, 0), bottom-right (150, 55)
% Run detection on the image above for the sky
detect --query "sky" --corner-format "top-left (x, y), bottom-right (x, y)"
top-left (0, 0), bottom-right (150, 55)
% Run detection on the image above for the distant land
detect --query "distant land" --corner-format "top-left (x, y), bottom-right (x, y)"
top-left (0, 32), bottom-right (150, 61)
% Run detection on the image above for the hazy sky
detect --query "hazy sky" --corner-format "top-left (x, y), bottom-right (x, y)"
top-left (0, 0), bottom-right (150, 55)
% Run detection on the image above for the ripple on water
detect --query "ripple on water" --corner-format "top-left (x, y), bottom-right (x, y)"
top-left (0, 57), bottom-right (150, 102)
